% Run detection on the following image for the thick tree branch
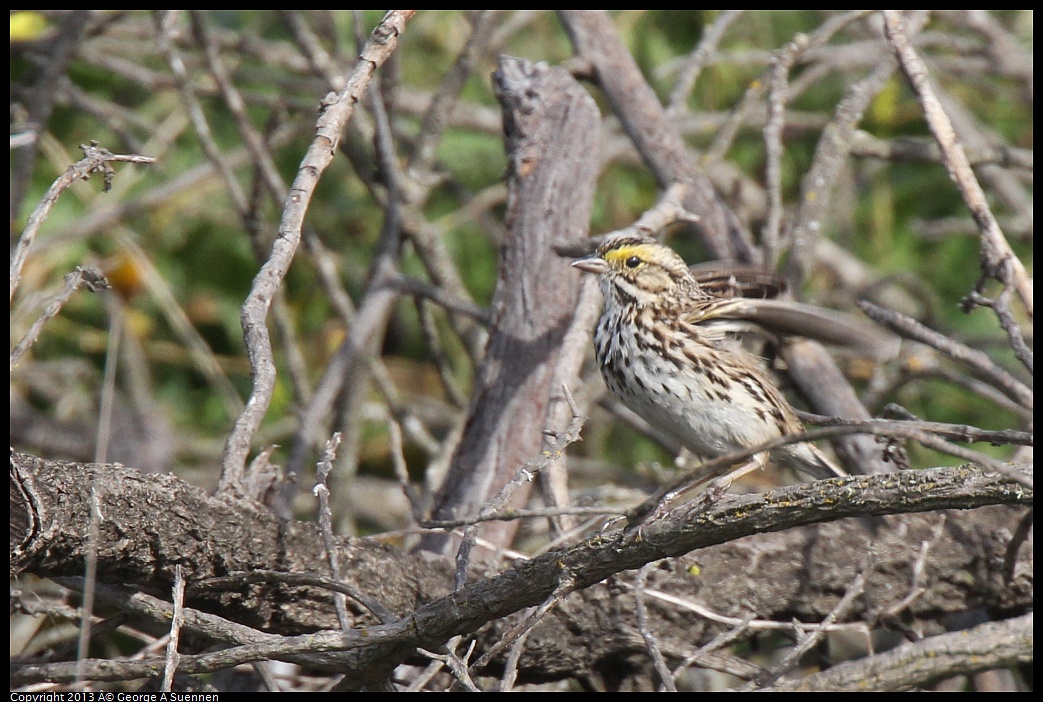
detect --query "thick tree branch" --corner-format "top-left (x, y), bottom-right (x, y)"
top-left (11, 452), bottom-right (1031, 685)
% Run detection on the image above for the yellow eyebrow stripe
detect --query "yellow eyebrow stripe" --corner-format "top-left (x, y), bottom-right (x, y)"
top-left (602, 244), bottom-right (659, 265)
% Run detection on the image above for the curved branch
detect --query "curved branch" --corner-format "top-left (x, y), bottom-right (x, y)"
top-left (219, 11), bottom-right (415, 494)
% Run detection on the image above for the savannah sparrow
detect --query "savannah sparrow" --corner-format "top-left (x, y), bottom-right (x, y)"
top-left (572, 234), bottom-right (856, 482)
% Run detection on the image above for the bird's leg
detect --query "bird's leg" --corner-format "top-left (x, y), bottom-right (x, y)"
top-left (707, 452), bottom-right (769, 495)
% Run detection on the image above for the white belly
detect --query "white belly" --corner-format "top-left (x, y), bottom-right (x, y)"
top-left (596, 319), bottom-right (784, 458)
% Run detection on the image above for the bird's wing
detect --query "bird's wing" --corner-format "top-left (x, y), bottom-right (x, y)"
top-left (686, 298), bottom-right (900, 360)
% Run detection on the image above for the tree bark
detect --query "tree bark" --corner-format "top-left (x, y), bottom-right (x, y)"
top-left (423, 57), bottom-right (601, 556)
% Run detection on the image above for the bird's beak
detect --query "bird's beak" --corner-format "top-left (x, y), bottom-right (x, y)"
top-left (571, 256), bottom-right (609, 275)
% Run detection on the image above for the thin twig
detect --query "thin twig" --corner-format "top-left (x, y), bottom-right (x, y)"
top-left (560, 182), bottom-right (697, 256)
top-left (73, 483), bottom-right (103, 686)
top-left (962, 287), bottom-right (1033, 373)
top-left (634, 563), bottom-right (678, 692)
top-left (93, 294), bottom-right (123, 465)
top-left (496, 625), bottom-right (533, 692)
top-left (858, 300), bottom-right (1032, 410)
top-left (472, 571), bottom-right (578, 676)
top-left (154, 11), bottom-right (249, 216)
top-left (188, 11), bottom-right (287, 204)
top-left (281, 10), bottom-right (345, 90)
top-left (880, 514), bottom-right (947, 619)
top-left (313, 432), bottom-right (350, 632)
top-left (417, 637), bottom-right (482, 692)
top-left (666, 10), bottom-right (744, 115)
top-left (813, 409), bottom-right (1032, 447)
top-left (861, 357), bottom-right (1034, 423)
top-left (407, 10), bottom-right (497, 175)
top-left (386, 414), bottom-right (426, 524)
top-left (391, 275), bottom-right (491, 324)
top-left (670, 615), bottom-right (765, 683)
top-left (10, 267), bottom-right (109, 370)
top-left (422, 504), bottom-right (626, 531)
top-left (160, 565), bottom-right (187, 692)
top-left (762, 11), bottom-right (874, 267)
top-left (741, 559), bottom-right (869, 689)
top-left (11, 143), bottom-right (154, 304)
top-left (415, 297), bottom-right (471, 409)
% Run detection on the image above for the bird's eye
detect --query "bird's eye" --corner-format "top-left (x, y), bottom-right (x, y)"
top-left (625, 256), bottom-right (642, 269)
